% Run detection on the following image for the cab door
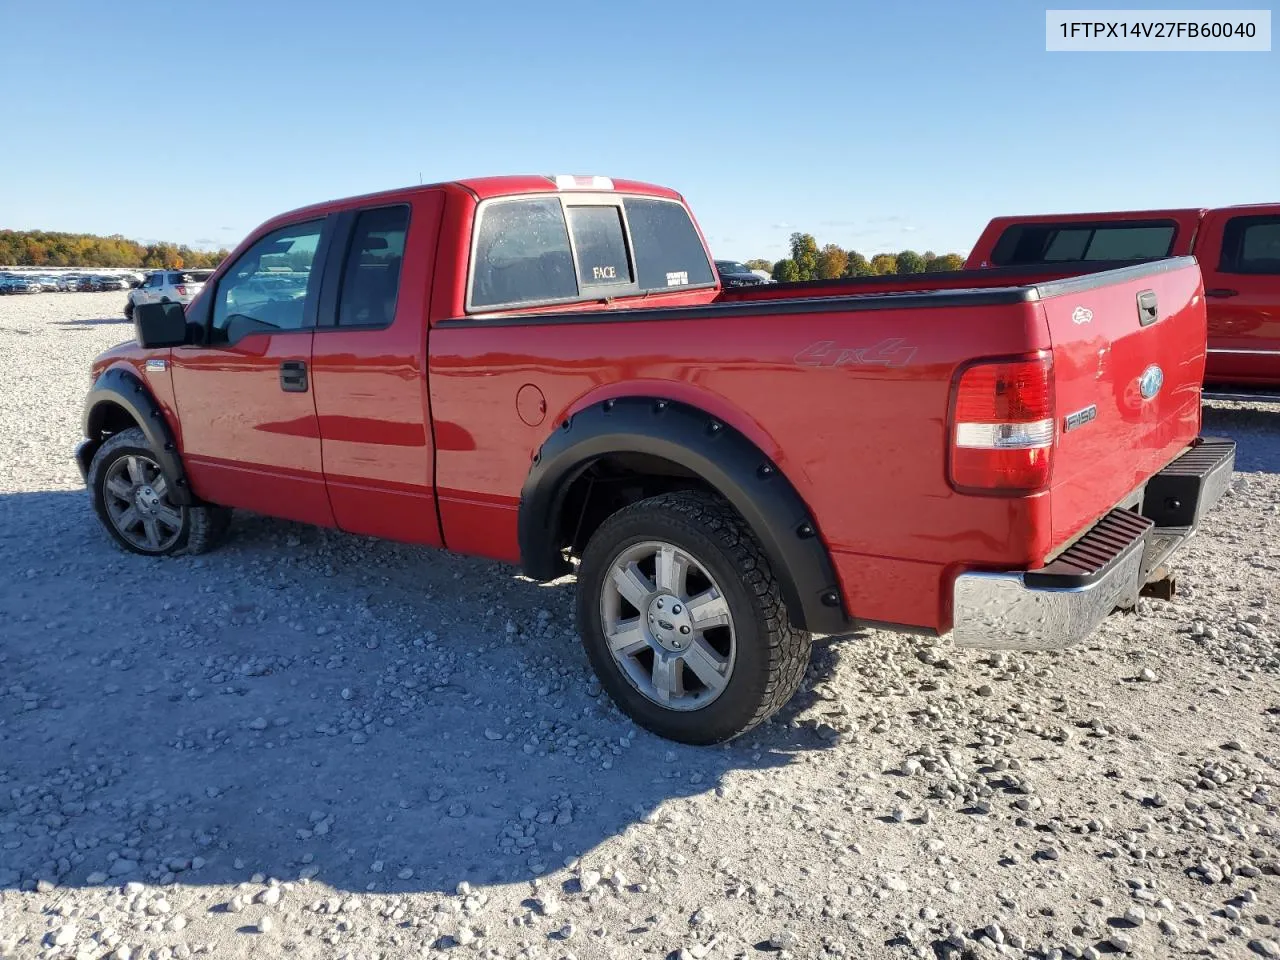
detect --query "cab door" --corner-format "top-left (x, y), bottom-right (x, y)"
top-left (1198, 207), bottom-right (1280, 386)
top-left (169, 216), bottom-right (337, 525)
top-left (309, 191), bottom-right (445, 545)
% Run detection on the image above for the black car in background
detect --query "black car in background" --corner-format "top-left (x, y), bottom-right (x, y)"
top-left (714, 260), bottom-right (769, 288)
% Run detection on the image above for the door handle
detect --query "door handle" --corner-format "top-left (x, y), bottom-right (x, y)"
top-left (1136, 289), bottom-right (1159, 326)
top-left (280, 360), bottom-right (308, 393)
top-left (1205, 288), bottom-right (1239, 298)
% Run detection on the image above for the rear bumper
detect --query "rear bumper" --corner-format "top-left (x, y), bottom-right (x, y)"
top-left (952, 437), bottom-right (1235, 651)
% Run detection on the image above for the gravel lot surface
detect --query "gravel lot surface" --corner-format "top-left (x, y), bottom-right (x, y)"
top-left (1, 292), bottom-right (1278, 960)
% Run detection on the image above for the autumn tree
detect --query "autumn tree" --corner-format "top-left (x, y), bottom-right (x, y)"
top-left (896, 250), bottom-right (926, 274)
top-left (843, 251), bottom-right (874, 277)
top-left (816, 243), bottom-right (849, 280)
top-left (870, 253), bottom-right (898, 275)
top-left (0, 229), bottom-right (227, 269)
top-left (771, 258), bottom-right (799, 283)
top-left (925, 253), bottom-right (965, 272)
top-left (744, 258), bottom-right (773, 273)
top-left (788, 233), bottom-right (819, 281)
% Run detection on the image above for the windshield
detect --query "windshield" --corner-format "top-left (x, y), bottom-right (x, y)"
top-left (717, 261), bottom-right (752, 275)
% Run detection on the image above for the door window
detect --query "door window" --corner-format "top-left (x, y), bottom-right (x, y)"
top-left (1220, 216), bottom-right (1280, 275)
top-left (210, 220), bottom-right (324, 343)
top-left (336, 206), bottom-right (409, 327)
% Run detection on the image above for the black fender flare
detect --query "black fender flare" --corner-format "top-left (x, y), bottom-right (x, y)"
top-left (518, 397), bottom-right (850, 634)
top-left (80, 367), bottom-right (194, 505)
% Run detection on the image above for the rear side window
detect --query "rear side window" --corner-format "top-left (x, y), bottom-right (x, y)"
top-left (1220, 215), bottom-right (1280, 274)
top-left (471, 198), bottom-right (577, 308)
top-left (624, 197), bottom-right (715, 289)
top-left (991, 221), bottom-right (1177, 266)
top-left (566, 206), bottom-right (631, 288)
top-left (337, 205), bottom-right (409, 326)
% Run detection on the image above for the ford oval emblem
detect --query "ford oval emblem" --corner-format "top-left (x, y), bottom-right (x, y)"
top-left (1139, 364), bottom-right (1164, 400)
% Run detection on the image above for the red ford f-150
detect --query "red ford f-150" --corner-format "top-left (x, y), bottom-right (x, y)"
top-left (77, 174), bottom-right (1235, 744)
top-left (965, 205), bottom-right (1280, 394)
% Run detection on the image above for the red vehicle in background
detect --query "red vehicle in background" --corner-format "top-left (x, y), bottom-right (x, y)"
top-left (75, 174), bottom-right (1234, 744)
top-left (966, 206), bottom-right (1280, 397)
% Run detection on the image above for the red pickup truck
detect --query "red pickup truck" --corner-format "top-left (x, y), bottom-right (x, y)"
top-left (76, 175), bottom-right (1235, 744)
top-left (965, 206), bottom-right (1280, 394)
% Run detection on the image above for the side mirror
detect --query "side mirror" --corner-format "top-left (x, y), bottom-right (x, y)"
top-left (134, 301), bottom-right (191, 348)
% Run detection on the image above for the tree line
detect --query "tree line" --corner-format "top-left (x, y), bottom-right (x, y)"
top-left (750, 233), bottom-right (966, 282)
top-left (0, 230), bottom-right (229, 270)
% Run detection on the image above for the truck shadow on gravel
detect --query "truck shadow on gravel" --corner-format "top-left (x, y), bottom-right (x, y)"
top-left (1202, 402), bottom-right (1280, 473)
top-left (0, 490), bottom-right (841, 897)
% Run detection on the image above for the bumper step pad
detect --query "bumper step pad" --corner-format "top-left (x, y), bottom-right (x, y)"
top-left (1025, 509), bottom-right (1152, 588)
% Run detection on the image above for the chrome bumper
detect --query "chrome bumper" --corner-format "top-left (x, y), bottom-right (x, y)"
top-left (951, 437), bottom-right (1235, 651)
top-left (953, 541), bottom-right (1146, 651)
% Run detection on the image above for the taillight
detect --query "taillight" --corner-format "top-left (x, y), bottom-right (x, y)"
top-left (950, 356), bottom-right (1054, 492)
top-left (174, 285), bottom-right (188, 296)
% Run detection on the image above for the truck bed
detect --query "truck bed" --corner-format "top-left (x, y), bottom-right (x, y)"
top-left (431, 257), bottom-right (1207, 632)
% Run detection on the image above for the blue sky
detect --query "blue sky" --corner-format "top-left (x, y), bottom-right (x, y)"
top-left (1, 1), bottom-right (1275, 260)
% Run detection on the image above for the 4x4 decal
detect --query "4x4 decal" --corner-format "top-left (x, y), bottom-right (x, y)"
top-left (794, 337), bottom-right (918, 368)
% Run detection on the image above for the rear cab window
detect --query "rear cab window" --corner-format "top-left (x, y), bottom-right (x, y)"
top-left (468, 193), bottom-right (714, 312)
top-left (990, 221), bottom-right (1178, 266)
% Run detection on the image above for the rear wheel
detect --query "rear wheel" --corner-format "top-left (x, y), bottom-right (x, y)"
top-left (576, 491), bottom-right (812, 744)
top-left (88, 427), bottom-right (230, 556)
top-left (123, 298), bottom-right (134, 319)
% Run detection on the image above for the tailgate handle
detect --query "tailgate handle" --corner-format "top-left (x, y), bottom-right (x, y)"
top-left (1136, 289), bottom-right (1159, 326)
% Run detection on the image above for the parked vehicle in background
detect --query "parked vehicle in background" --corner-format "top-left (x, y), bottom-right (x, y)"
top-left (966, 205), bottom-right (1280, 395)
top-left (78, 173), bottom-right (1232, 744)
top-left (5, 277), bottom-right (38, 294)
top-left (125, 269), bottom-right (215, 318)
top-left (715, 259), bottom-right (768, 288)
top-left (96, 276), bottom-right (129, 291)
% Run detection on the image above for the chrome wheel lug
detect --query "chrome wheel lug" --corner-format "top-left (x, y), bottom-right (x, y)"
top-left (672, 604), bottom-right (682, 614)
top-left (679, 625), bottom-right (690, 635)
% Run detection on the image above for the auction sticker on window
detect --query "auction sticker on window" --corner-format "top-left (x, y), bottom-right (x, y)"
top-left (1046, 9), bottom-right (1270, 50)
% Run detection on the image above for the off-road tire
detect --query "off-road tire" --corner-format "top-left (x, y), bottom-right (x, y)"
top-left (576, 491), bottom-right (813, 744)
top-left (88, 427), bottom-right (231, 556)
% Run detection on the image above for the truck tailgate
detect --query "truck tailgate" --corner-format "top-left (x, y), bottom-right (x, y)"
top-left (1038, 257), bottom-right (1206, 554)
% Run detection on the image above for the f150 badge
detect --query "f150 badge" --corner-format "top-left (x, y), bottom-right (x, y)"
top-left (1063, 404), bottom-right (1097, 433)
top-left (1071, 306), bottom-right (1093, 325)
top-left (1139, 364), bottom-right (1164, 400)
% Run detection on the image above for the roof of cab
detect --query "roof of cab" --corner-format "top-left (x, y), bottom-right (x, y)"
top-left (256, 175), bottom-right (683, 233)
top-left (983, 208), bottom-right (1206, 224)
top-left (456, 175), bottom-right (682, 202)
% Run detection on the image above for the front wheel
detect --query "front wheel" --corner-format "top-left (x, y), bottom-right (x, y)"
top-left (123, 298), bottom-right (134, 319)
top-left (576, 492), bottom-right (812, 744)
top-left (88, 427), bottom-right (230, 556)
